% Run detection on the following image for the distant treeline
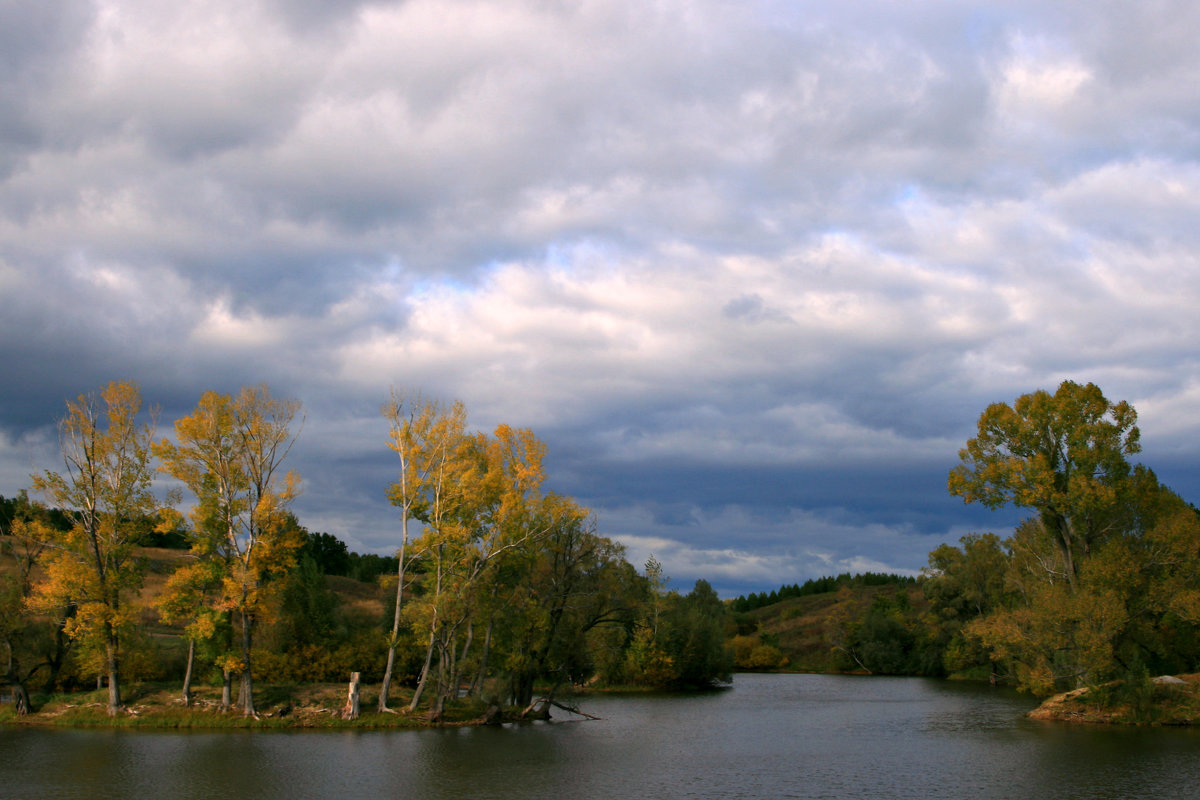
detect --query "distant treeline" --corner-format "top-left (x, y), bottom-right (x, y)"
top-left (729, 572), bottom-right (916, 613)
top-left (270, 530), bottom-right (401, 585)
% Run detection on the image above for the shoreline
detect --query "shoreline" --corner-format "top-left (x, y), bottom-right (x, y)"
top-left (1025, 674), bottom-right (1200, 726)
top-left (0, 683), bottom-right (558, 730)
top-left (9, 672), bottom-right (1198, 729)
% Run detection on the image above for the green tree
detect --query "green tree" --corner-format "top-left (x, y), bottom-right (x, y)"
top-left (0, 494), bottom-right (59, 714)
top-left (664, 579), bottom-right (734, 687)
top-left (301, 531), bottom-right (351, 576)
top-left (497, 498), bottom-right (635, 710)
top-left (625, 567), bottom-right (733, 689)
top-left (277, 553), bottom-right (339, 648)
top-left (948, 380), bottom-right (1140, 588)
top-left (154, 549), bottom-right (228, 706)
top-left (922, 533), bottom-right (1012, 677)
top-left (946, 383), bottom-right (1200, 695)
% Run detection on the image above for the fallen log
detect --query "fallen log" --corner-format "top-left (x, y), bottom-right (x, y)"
top-left (520, 696), bottom-right (601, 721)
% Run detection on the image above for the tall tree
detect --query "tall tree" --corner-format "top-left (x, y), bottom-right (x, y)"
top-left (948, 380), bottom-right (1140, 587)
top-left (29, 381), bottom-right (157, 716)
top-left (946, 383), bottom-right (1200, 694)
top-left (155, 385), bottom-right (303, 717)
top-left (377, 392), bottom-right (466, 713)
top-left (500, 501), bottom-right (638, 710)
top-left (405, 424), bottom-right (555, 717)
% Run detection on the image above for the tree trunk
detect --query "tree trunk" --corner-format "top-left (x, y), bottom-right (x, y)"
top-left (4, 647), bottom-right (30, 715)
top-left (342, 672), bottom-right (361, 720)
top-left (378, 526), bottom-right (408, 713)
top-left (438, 634), bottom-right (455, 709)
top-left (239, 611), bottom-right (256, 718)
top-left (1044, 511), bottom-right (1078, 590)
top-left (240, 668), bottom-right (254, 717)
top-left (521, 697), bottom-right (550, 720)
top-left (430, 642), bottom-right (447, 722)
top-left (221, 667), bottom-right (233, 711)
top-left (181, 639), bottom-right (195, 706)
top-left (46, 613), bottom-right (70, 691)
top-left (409, 640), bottom-right (435, 713)
top-left (105, 632), bottom-right (122, 716)
top-left (512, 672), bottom-right (536, 709)
top-left (471, 618), bottom-right (494, 698)
top-left (452, 621), bottom-right (473, 699)
top-left (408, 549), bottom-right (443, 714)
top-left (13, 681), bottom-right (31, 715)
top-left (378, 648), bottom-right (398, 713)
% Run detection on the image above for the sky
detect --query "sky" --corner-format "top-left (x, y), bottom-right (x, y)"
top-left (2, 0), bottom-right (1199, 597)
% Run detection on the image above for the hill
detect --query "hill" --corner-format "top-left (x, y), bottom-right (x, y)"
top-left (729, 582), bottom-right (926, 674)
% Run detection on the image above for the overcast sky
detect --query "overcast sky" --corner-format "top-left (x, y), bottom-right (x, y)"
top-left (2, 0), bottom-right (1199, 596)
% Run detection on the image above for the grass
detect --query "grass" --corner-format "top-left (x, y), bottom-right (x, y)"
top-left (739, 585), bottom-right (914, 673)
top-left (2, 681), bottom-right (514, 730)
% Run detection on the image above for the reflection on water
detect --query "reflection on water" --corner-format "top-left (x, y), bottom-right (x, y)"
top-left (4, 674), bottom-right (1199, 800)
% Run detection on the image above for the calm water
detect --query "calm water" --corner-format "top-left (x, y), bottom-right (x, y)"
top-left (4, 674), bottom-right (1200, 799)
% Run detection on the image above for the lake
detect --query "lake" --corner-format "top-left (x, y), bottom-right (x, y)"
top-left (3, 673), bottom-right (1200, 799)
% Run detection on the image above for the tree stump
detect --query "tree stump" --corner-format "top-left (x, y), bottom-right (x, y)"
top-left (342, 672), bottom-right (361, 720)
top-left (14, 684), bottom-right (31, 716)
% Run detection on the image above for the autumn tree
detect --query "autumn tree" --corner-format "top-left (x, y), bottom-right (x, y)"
top-left (948, 380), bottom-right (1140, 587)
top-left (29, 381), bottom-right (158, 716)
top-left (946, 382), bottom-right (1200, 694)
top-left (377, 392), bottom-right (467, 713)
top-left (406, 424), bottom-right (553, 717)
top-left (155, 386), bottom-right (303, 717)
top-left (967, 517), bottom-right (1130, 693)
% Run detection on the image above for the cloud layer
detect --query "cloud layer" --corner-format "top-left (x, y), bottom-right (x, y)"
top-left (3, 0), bottom-right (1199, 595)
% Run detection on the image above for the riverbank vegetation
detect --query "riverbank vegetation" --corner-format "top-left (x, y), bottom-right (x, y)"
top-left (6, 379), bottom-right (1197, 727)
top-left (728, 381), bottom-right (1200, 724)
top-left (1, 381), bottom-right (732, 726)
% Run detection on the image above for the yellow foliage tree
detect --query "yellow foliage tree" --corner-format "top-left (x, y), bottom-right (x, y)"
top-left (154, 386), bottom-right (303, 717)
top-left (377, 391), bottom-right (467, 712)
top-left (30, 381), bottom-right (158, 716)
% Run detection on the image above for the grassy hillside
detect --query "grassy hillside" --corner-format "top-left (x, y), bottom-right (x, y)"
top-left (730, 584), bottom-right (925, 673)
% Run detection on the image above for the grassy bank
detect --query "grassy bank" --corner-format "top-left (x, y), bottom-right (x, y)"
top-left (0, 682), bottom-right (525, 729)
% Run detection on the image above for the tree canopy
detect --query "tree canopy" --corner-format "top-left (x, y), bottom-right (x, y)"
top-left (4, 381), bottom-right (733, 720)
top-left (949, 380), bottom-right (1142, 585)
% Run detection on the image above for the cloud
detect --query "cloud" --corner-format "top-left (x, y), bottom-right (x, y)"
top-left (2, 1), bottom-right (1200, 594)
